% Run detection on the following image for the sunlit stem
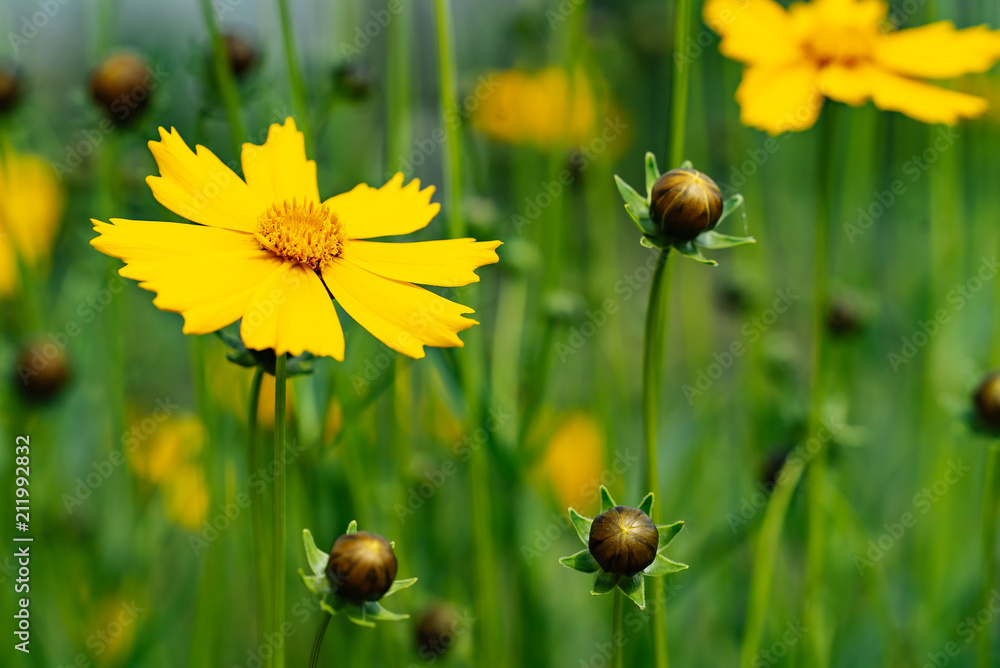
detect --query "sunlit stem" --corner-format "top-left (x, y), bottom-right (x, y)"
top-left (247, 367), bottom-right (269, 648)
top-left (273, 354), bottom-right (288, 668)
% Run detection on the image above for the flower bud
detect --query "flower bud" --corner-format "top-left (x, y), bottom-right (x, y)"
top-left (827, 299), bottom-right (863, 338)
top-left (325, 530), bottom-right (398, 601)
top-left (588, 505), bottom-right (658, 576)
top-left (223, 32), bottom-right (257, 78)
top-left (649, 168), bottom-right (723, 241)
top-left (12, 340), bottom-right (71, 403)
top-left (415, 603), bottom-right (459, 659)
top-left (89, 53), bottom-right (151, 124)
top-left (974, 372), bottom-right (1000, 429)
top-left (334, 61), bottom-right (374, 101)
top-left (0, 63), bottom-right (22, 114)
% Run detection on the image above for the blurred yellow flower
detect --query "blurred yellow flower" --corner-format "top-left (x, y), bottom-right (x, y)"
top-left (705, 0), bottom-right (1000, 134)
top-left (90, 118), bottom-right (500, 359)
top-left (161, 464), bottom-right (209, 531)
top-left (0, 148), bottom-right (64, 297)
top-left (473, 67), bottom-right (597, 147)
top-left (537, 413), bottom-right (606, 510)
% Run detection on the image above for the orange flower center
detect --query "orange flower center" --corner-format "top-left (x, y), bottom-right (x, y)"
top-left (254, 199), bottom-right (346, 269)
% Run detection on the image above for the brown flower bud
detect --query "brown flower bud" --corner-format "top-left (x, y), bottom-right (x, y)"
top-left (325, 530), bottom-right (398, 602)
top-left (13, 340), bottom-right (71, 403)
top-left (0, 64), bottom-right (22, 114)
top-left (649, 168), bottom-right (723, 241)
top-left (89, 53), bottom-right (151, 124)
top-left (223, 33), bottom-right (257, 78)
top-left (827, 299), bottom-right (862, 338)
top-left (974, 372), bottom-right (1000, 429)
top-left (334, 61), bottom-right (374, 101)
top-left (415, 603), bottom-right (459, 659)
top-left (588, 505), bottom-right (658, 576)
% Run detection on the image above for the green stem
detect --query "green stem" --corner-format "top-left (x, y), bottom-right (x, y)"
top-left (668, 0), bottom-right (694, 167)
top-left (432, 0), bottom-right (464, 239)
top-left (200, 0), bottom-right (245, 156)
top-left (978, 443), bottom-right (1000, 668)
top-left (273, 354), bottom-right (288, 668)
top-left (612, 589), bottom-right (624, 668)
top-left (309, 611), bottom-right (332, 668)
top-left (247, 367), bottom-right (268, 647)
top-left (276, 0), bottom-right (310, 144)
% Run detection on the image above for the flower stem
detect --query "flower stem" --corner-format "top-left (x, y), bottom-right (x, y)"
top-left (273, 354), bottom-right (288, 668)
top-left (309, 611), bottom-right (332, 668)
top-left (432, 0), bottom-right (464, 239)
top-left (642, 248), bottom-right (672, 668)
top-left (199, 0), bottom-right (245, 156)
top-left (978, 443), bottom-right (1000, 668)
top-left (612, 588), bottom-right (624, 668)
top-left (276, 0), bottom-right (310, 145)
top-left (668, 0), bottom-right (694, 167)
top-left (247, 367), bottom-right (269, 648)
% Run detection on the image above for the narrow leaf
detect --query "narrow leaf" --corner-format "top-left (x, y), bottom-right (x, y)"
top-left (364, 601), bottom-right (410, 622)
top-left (643, 554), bottom-right (689, 577)
top-left (614, 175), bottom-right (650, 219)
top-left (637, 493), bottom-right (654, 517)
top-left (383, 577), bottom-right (418, 598)
top-left (644, 152), bottom-right (661, 197)
top-left (676, 241), bottom-right (717, 266)
top-left (599, 486), bottom-right (616, 512)
top-left (559, 549), bottom-right (600, 573)
top-left (618, 574), bottom-right (646, 609)
top-left (346, 520), bottom-right (358, 535)
top-left (657, 521), bottom-right (684, 551)
top-left (695, 230), bottom-right (756, 250)
top-left (302, 529), bottom-right (329, 576)
top-left (592, 569), bottom-right (620, 595)
top-left (569, 509), bottom-right (594, 544)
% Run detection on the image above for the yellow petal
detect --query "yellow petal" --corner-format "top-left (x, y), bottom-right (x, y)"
top-left (0, 243), bottom-right (16, 297)
top-left (864, 65), bottom-right (989, 124)
top-left (703, 0), bottom-right (803, 66)
top-left (240, 117), bottom-right (320, 205)
top-left (736, 62), bottom-right (824, 134)
top-left (322, 258), bottom-right (477, 359)
top-left (91, 218), bottom-right (283, 334)
top-left (240, 262), bottom-right (345, 360)
top-left (325, 173), bottom-right (440, 240)
top-left (344, 238), bottom-right (501, 287)
top-left (818, 64), bottom-right (872, 106)
top-left (146, 127), bottom-right (266, 232)
top-left (874, 22), bottom-right (1000, 79)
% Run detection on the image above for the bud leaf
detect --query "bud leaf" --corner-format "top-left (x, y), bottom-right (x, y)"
top-left (643, 554), bottom-right (689, 577)
top-left (713, 194), bottom-right (745, 230)
top-left (346, 520), bottom-right (358, 535)
top-left (637, 492), bottom-right (654, 517)
top-left (592, 570), bottom-right (620, 595)
top-left (695, 230), bottom-right (756, 249)
top-left (383, 577), bottom-right (418, 598)
top-left (345, 602), bottom-right (377, 628)
top-left (618, 574), bottom-right (646, 609)
top-left (676, 241), bottom-right (717, 266)
top-left (599, 485), bottom-right (617, 512)
top-left (299, 569), bottom-right (331, 595)
top-left (644, 152), bottom-right (661, 197)
top-left (559, 549), bottom-right (599, 573)
top-left (657, 521), bottom-right (684, 551)
top-left (568, 508), bottom-right (594, 544)
top-left (364, 601), bottom-right (410, 622)
top-left (302, 529), bottom-right (330, 576)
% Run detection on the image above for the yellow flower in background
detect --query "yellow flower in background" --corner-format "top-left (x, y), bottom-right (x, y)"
top-left (0, 148), bottom-right (64, 297)
top-left (91, 118), bottom-right (501, 359)
top-left (473, 67), bottom-right (597, 147)
top-left (161, 464), bottom-right (209, 531)
top-left (705, 0), bottom-right (1000, 134)
top-left (128, 415), bottom-right (208, 530)
top-left (537, 413), bottom-right (606, 510)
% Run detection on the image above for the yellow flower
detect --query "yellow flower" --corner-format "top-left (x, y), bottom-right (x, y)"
top-left (161, 464), bottom-right (209, 531)
top-left (473, 67), bottom-right (597, 147)
top-left (537, 413), bottom-right (606, 510)
top-left (705, 0), bottom-right (1000, 134)
top-left (0, 148), bottom-right (64, 297)
top-left (91, 118), bottom-right (501, 359)
top-left (128, 415), bottom-right (204, 483)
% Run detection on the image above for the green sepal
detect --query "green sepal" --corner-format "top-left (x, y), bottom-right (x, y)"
top-left (711, 194), bottom-right (745, 230)
top-left (618, 574), bottom-right (646, 609)
top-left (637, 492), bottom-right (654, 517)
top-left (302, 529), bottom-right (329, 577)
top-left (299, 569), bottom-right (331, 595)
top-left (226, 350), bottom-right (258, 368)
top-left (679, 159), bottom-right (693, 170)
top-left (644, 152), bottom-right (661, 197)
top-left (592, 569), bottom-right (620, 595)
top-left (676, 240), bottom-right (717, 266)
top-left (320, 594), bottom-right (346, 615)
top-left (599, 485), bottom-right (616, 512)
top-left (640, 234), bottom-right (667, 250)
top-left (644, 554), bottom-right (689, 577)
top-left (614, 175), bottom-right (650, 218)
top-left (346, 520), bottom-right (358, 535)
top-left (363, 601), bottom-right (410, 622)
top-left (383, 577), bottom-right (417, 598)
top-left (344, 601), bottom-right (376, 628)
top-left (695, 230), bottom-right (756, 250)
top-left (657, 521), bottom-right (684, 552)
top-left (559, 549), bottom-right (599, 573)
top-left (568, 508), bottom-right (594, 544)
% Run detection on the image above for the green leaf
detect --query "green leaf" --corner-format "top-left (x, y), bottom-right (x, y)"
top-left (299, 569), bottom-right (331, 595)
top-left (225, 350), bottom-right (258, 368)
top-left (614, 175), bottom-right (650, 219)
top-left (643, 554), bottom-right (689, 577)
top-left (344, 602), bottom-right (376, 628)
top-left (639, 234), bottom-right (666, 249)
top-left (644, 152), bottom-right (660, 197)
top-left (346, 520), bottom-right (358, 535)
top-left (679, 160), bottom-right (693, 170)
top-left (302, 529), bottom-right (329, 577)
top-left (637, 493), bottom-right (654, 517)
top-left (320, 594), bottom-right (346, 616)
top-left (383, 577), bottom-right (417, 598)
top-left (712, 194), bottom-right (745, 230)
top-left (627, 208), bottom-right (659, 236)
top-left (675, 241), bottom-right (717, 266)
top-left (592, 570), bottom-right (620, 595)
top-left (657, 521), bottom-right (684, 551)
top-left (559, 549), bottom-right (599, 573)
top-left (599, 486), bottom-right (616, 512)
top-left (618, 574), bottom-right (646, 609)
top-left (695, 230), bottom-right (756, 250)
top-left (364, 601), bottom-right (410, 622)
top-left (568, 508), bottom-right (593, 544)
